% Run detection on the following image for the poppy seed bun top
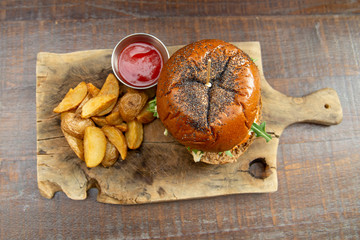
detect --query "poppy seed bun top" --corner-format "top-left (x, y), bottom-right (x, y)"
top-left (156, 39), bottom-right (261, 152)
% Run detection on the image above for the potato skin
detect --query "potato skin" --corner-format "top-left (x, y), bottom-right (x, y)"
top-left (101, 141), bottom-right (119, 167)
top-left (61, 112), bottom-right (95, 139)
top-left (105, 99), bottom-right (123, 125)
top-left (74, 92), bottom-right (92, 116)
top-left (119, 91), bottom-right (148, 122)
top-left (136, 102), bottom-right (156, 124)
top-left (61, 128), bottom-right (84, 161)
top-left (102, 125), bottom-right (128, 160)
top-left (143, 86), bottom-right (157, 99)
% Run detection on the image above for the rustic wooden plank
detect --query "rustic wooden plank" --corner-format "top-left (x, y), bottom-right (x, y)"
top-left (0, 14), bottom-right (359, 239)
top-left (35, 43), bottom-right (282, 204)
top-left (1, 0), bottom-right (359, 21)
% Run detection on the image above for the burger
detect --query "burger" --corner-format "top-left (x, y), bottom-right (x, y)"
top-left (155, 39), bottom-right (268, 164)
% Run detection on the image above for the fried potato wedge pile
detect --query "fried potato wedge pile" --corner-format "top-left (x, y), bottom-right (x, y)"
top-left (54, 73), bottom-right (157, 168)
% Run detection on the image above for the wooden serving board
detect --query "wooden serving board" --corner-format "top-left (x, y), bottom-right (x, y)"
top-left (36, 42), bottom-right (342, 204)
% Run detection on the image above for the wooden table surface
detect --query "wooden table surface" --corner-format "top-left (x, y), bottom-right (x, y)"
top-left (1, 1), bottom-right (359, 239)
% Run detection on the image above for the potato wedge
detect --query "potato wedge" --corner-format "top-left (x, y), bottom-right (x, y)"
top-left (119, 91), bottom-right (148, 122)
top-left (125, 120), bottom-right (143, 149)
top-left (96, 73), bottom-right (120, 116)
top-left (76, 81), bottom-right (102, 115)
top-left (101, 141), bottom-right (119, 167)
top-left (136, 102), bottom-right (156, 124)
top-left (105, 99), bottom-right (123, 125)
top-left (102, 125), bottom-right (127, 160)
top-left (106, 113), bottom-right (123, 125)
top-left (81, 94), bottom-right (117, 119)
top-left (119, 84), bottom-right (132, 96)
top-left (62, 128), bottom-right (84, 161)
top-left (53, 82), bottom-right (87, 113)
top-left (143, 86), bottom-right (157, 99)
top-left (87, 83), bottom-right (100, 97)
top-left (110, 98), bottom-right (122, 113)
top-left (84, 126), bottom-right (107, 168)
top-left (118, 84), bottom-right (155, 97)
top-left (115, 122), bottom-right (128, 132)
top-left (91, 116), bottom-right (108, 127)
top-left (61, 112), bottom-right (95, 139)
top-left (74, 92), bottom-right (91, 116)
top-left (97, 105), bottom-right (116, 117)
top-left (98, 73), bottom-right (120, 96)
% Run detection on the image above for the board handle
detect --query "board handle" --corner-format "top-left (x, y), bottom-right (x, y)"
top-left (283, 88), bottom-right (343, 126)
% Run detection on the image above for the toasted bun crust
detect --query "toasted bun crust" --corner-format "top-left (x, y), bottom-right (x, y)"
top-left (157, 39), bottom-right (261, 152)
top-left (199, 97), bottom-right (261, 164)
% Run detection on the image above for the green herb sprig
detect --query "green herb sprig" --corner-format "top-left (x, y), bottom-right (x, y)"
top-left (148, 97), bottom-right (159, 118)
top-left (251, 122), bottom-right (272, 142)
top-left (218, 150), bottom-right (234, 157)
top-left (187, 147), bottom-right (204, 155)
top-left (224, 150), bottom-right (233, 157)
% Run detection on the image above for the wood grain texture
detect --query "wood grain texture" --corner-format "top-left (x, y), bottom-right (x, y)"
top-left (1, 0), bottom-right (359, 21)
top-left (1, 3), bottom-right (360, 238)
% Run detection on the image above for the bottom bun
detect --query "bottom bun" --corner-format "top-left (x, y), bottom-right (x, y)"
top-left (199, 132), bottom-right (256, 164)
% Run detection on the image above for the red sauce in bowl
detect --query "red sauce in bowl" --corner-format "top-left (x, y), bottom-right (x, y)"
top-left (117, 42), bottom-right (163, 88)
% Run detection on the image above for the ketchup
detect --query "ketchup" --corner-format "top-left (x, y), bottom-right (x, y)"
top-left (118, 42), bottom-right (163, 88)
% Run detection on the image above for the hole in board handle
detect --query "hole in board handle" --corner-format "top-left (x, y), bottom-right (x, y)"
top-left (249, 158), bottom-right (272, 179)
top-left (324, 104), bottom-right (330, 109)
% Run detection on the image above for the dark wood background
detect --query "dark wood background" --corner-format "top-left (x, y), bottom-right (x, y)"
top-left (0, 1), bottom-right (359, 239)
